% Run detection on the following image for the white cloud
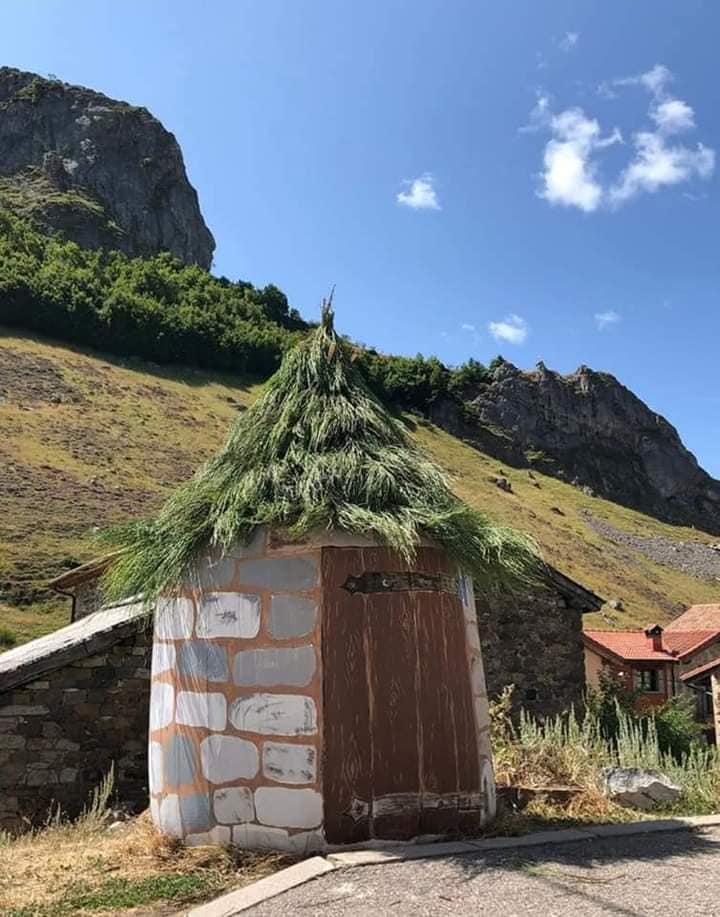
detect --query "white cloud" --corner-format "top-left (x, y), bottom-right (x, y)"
top-left (539, 109), bottom-right (621, 212)
top-left (488, 314), bottom-right (528, 345)
top-left (396, 174), bottom-right (440, 210)
top-left (652, 99), bottom-right (695, 134)
top-left (595, 310), bottom-right (621, 330)
top-left (530, 64), bottom-right (714, 211)
top-left (519, 92), bottom-right (552, 133)
top-left (558, 31), bottom-right (579, 52)
top-left (639, 64), bottom-right (672, 97)
top-left (460, 322), bottom-right (476, 332)
top-left (610, 133), bottom-right (714, 205)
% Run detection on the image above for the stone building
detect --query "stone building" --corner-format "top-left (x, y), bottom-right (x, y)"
top-left (0, 600), bottom-right (150, 831)
top-left (477, 567), bottom-right (603, 719)
top-left (0, 553), bottom-right (599, 832)
top-left (584, 604), bottom-right (720, 742)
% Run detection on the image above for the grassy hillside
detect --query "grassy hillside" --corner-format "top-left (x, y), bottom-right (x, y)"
top-left (1, 329), bottom-right (717, 645)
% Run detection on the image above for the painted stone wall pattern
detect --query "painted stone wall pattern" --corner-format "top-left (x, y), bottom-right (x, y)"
top-left (147, 529), bottom-right (325, 850)
top-left (147, 529), bottom-right (496, 850)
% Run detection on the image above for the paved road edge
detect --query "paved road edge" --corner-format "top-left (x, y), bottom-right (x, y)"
top-left (183, 813), bottom-right (720, 915)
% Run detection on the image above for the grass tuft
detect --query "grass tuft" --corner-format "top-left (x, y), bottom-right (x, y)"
top-left (490, 686), bottom-right (720, 825)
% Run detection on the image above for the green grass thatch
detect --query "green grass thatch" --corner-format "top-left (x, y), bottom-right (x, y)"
top-left (101, 300), bottom-right (541, 601)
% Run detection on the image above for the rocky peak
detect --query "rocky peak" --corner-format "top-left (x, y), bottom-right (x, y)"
top-left (431, 360), bottom-right (720, 532)
top-left (0, 67), bottom-right (214, 266)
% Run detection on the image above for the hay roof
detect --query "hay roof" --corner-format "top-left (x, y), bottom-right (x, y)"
top-left (102, 302), bottom-right (540, 602)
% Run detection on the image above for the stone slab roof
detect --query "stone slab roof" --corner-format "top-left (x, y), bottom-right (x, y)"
top-left (0, 600), bottom-right (149, 693)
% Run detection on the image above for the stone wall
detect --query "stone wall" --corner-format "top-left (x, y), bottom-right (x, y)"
top-left (74, 579), bottom-right (104, 620)
top-left (0, 624), bottom-right (151, 831)
top-left (476, 584), bottom-right (586, 720)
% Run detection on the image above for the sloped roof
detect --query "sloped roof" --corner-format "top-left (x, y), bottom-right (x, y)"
top-left (584, 627), bottom-right (720, 663)
top-left (0, 600), bottom-right (147, 692)
top-left (681, 658), bottom-right (720, 682)
top-left (584, 630), bottom-right (676, 662)
top-left (48, 555), bottom-right (114, 590)
top-left (100, 303), bottom-right (540, 603)
top-left (665, 604), bottom-right (720, 631)
top-left (664, 630), bottom-right (720, 658)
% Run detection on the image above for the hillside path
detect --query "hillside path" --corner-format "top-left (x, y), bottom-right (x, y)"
top-left (247, 826), bottom-right (720, 916)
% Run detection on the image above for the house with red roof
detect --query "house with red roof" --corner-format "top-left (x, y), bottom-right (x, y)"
top-left (584, 604), bottom-right (720, 743)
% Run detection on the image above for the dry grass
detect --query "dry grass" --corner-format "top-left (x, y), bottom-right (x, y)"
top-left (0, 808), bottom-right (286, 917)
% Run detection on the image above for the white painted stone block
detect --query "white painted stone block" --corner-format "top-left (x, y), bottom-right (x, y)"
top-left (262, 742), bottom-right (317, 784)
top-left (233, 645), bottom-right (316, 687)
top-left (255, 787), bottom-right (323, 829)
top-left (460, 574), bottom-right (477, 622)
top-left (151, 641), bottom-right (176, 676)
top-left (155, 597), bottom-right (194, 640)
top-left (176, 690), bottom-right (227, 731)
top-left (474, 696), bottom-right (491, 732)
top-left (232, 823), bottom-right (291, 851)
top-left (466, 622), bottom-right (481, 651)
top-left (150, 795), bottom-right (160, 825)
top-left (196, 592), bottom-right (261, 639)
top-left (213, 786), bottom-right (255, 824)
top-left (289, 829), bottom-right (326, 854)
top-left (149, 683), bottom-right (174, 731)
top-left (200, 734), bottom-right (259, 783)
top-left (185, 825), bottom-right (232, 847)
top-left (149, 740), bottom-right (163, 793)
top-left (184, 552), bottom-right (237, 591)
top-left (229, 694), bottom-right (317, 736)
top-left (469, 653), bottom-right (486, 696)
top-left (159, 794), bottom-right (182, 837)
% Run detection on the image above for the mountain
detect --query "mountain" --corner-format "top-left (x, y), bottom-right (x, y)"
top-left (1, 69), bottom-right (718, 648)
top-left (1, 331), bottom-right (718, 648)
top-left (0, 68), bottom-right (214, 267)
top-left (431, 360), bottom-right (720, 533)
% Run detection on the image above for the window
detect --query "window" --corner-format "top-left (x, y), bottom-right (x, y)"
top-left (636, 668), bottom-right (661, 693)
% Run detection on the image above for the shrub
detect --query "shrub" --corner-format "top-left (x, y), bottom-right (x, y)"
top-left (653, 695), bottom-right (704, 760)
top-left (0, 626), bottom-right (17, 648)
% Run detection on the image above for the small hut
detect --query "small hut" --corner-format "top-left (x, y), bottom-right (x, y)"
top-left (103, 303), bottom-right (538, 852)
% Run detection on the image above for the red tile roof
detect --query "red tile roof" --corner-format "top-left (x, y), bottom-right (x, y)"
top-left (584, 631), bottom-right (676, 662)
top-left (663, 630), bottom-right (720, 658)
top-left (585, 626), bottom-right (720, 663)
top-left (665, 604), bottom-right (720, 631)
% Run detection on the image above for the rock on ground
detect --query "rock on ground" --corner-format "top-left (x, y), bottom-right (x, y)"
top-left (600, 766), bottom-right (682, 810)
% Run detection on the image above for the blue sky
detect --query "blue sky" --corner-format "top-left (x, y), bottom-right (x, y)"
top-left (3, 1), bottom-right (720, 474)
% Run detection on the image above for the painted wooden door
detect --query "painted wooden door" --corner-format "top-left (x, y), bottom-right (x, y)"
top-left (321, 545), bottom-right (482, 843)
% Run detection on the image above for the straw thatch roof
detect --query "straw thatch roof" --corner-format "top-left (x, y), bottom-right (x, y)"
top-left (102, 301), bottom-right (540, 602)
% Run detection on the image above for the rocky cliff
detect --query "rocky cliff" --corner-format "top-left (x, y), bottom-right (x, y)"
top-left (0, 68), bottom-right (214, 266)
top-left (431, 361), bottom-right (720, 532)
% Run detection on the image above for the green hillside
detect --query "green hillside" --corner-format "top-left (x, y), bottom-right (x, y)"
top-left (1, 330), bottom-right (717, 646)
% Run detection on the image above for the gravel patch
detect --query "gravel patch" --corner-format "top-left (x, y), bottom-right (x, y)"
top-left (585, 513), bottom-right (720, 582)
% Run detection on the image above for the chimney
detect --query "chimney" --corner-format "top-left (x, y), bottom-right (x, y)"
top-left (644, 624), bottom-right (664, 653)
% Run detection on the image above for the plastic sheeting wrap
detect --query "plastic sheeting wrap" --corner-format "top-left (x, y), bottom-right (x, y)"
top-left (147, 535), bottom-right (326, 853)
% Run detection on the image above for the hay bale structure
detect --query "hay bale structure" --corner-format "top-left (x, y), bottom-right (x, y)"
top-left (103, 302), bottom-right (538, 852)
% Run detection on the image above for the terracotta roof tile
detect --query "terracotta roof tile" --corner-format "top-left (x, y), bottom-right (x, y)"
top-left (584, 627), bottom-right (720, 663)
top-left (583, 631), bottom-right (675, 662)
top-left (664, 630), bottom-right (720, 658)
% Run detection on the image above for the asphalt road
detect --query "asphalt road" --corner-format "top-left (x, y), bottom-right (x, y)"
top-left (248, 827), bottom-right (720, 916)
